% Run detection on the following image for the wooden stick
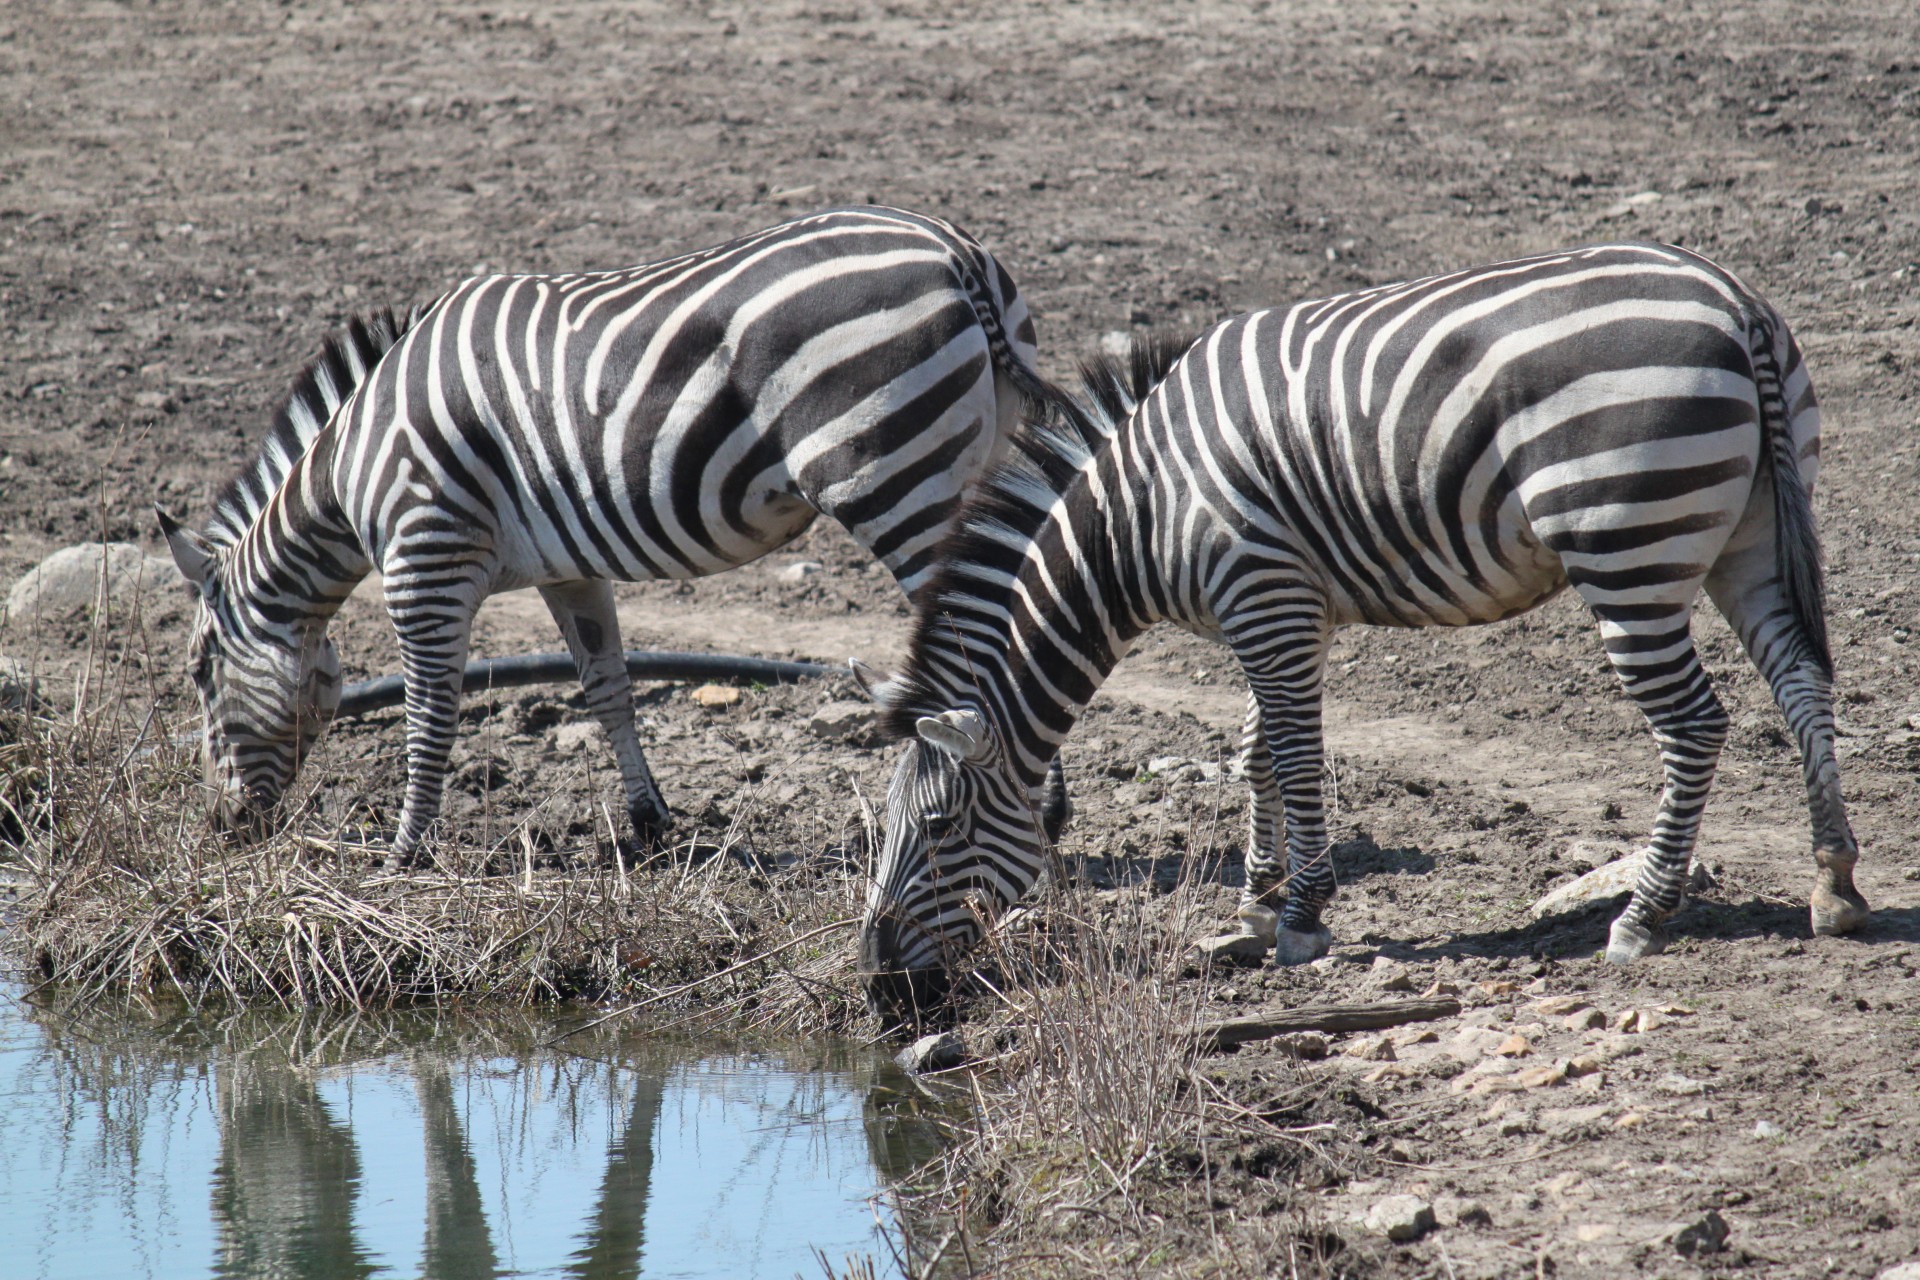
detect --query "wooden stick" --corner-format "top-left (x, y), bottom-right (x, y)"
top-left (1199, 996), bottom-right (1462, 1051)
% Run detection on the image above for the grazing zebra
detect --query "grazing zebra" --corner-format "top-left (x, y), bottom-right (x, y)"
top-left (855, 242), bottom-right (1869, 1021)
top-left (156, 206), bottom-right (1068, 869)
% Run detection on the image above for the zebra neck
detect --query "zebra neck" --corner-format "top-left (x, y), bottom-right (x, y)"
top-left (225, 449), bottom-right (370, 632)
top-left (914, 463), bottom-right (1156, 788)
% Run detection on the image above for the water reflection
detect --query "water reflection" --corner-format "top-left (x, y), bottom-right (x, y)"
top-left (0, 995), bottom-right (955, 1280)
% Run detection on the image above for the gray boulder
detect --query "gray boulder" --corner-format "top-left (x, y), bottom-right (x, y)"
top-left (6, 543), bottom-right (176, 625)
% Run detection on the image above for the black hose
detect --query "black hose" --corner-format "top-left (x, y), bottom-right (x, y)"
top-left (336, 649), bottom-right (834, 719)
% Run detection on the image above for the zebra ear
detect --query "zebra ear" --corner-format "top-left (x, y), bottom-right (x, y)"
top-left (156, 504), bottom-right (214, 593)
top-left (848, 657), bottom-right (892, 705)
top-left (916, 709), bottom-right (989, 762)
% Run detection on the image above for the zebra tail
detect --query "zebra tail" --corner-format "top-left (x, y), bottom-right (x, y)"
top-left (1754, 309), bottom-right (1833, 678)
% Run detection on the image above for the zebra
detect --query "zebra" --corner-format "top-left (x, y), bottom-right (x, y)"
top-left (155, 206), bottom-right (1071, 869)
top-left (854, 242), bottom-right (1871, 1021)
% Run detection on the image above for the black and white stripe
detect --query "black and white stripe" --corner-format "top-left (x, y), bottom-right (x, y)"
top-left (861, 243), bottom-right (1868, 1018)
top-left (159, 206), bottom-right (1060, 866)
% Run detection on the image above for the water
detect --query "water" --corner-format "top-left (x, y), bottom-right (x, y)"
top-left (0, 991), bottom-right (954, 1280)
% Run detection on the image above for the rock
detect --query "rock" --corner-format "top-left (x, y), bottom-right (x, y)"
top-left (6, 542), bottom-right (176, 625)
top-left (1672, 1209), bottom-right (1730, 1257)
top-left (1616, 1008), bottom-right (1666, 1034)
top-left (1565, 1008), bottom-right (1608, 1031)
top-left (1099, 329), bottom-right (1132, 359)
top-left (1516, 1063), bottom-right (1567, 1089)
top-left (1434, 1197), bottom-right (1491, 1229)
top-left (0, 655), bottom-right (40, 711)
top-left (1531, 994), bottom-right (1590, 1016)
top-left (1365, 1195), bottom-right (1434, 1242)
top-left (1492, 1034), bottom-right (1531, 1057)
top-left (1275, 1032), bottom-right (1329, 1060)
top-left (689, 683), bottom-right (741, 708)
top-left (1656, 1073), bottom-right (1709, 1096)
top-left (1530, 851), bottom-right (1714, 919)
top-left (550, 721), bottom-right (599, 754)
top-left (1566, 1054), bottom-right (1604, 1078)
top-left (1540, 1103), bottom-right (1612, 1131)
top-left (1753, 1119), bottom-right (1783, 1139)
top-left (1343, 1034), bottom-right (1397, 1062)
top-left (808, 699), bottom-right (882, 745)
top-left (1190, 931), bottom-right (1269, 967)
top-left (1615, 1111), bottom-right (1645, 1129)
top-left (895, 1031), bottom-right (966, 1075)
top-left (1874, 1265), bottom-right (1920, 1280)
top-left (777, 560), bottom-right (824, 584)
top-left (1565, 839), bottom-right (1632, 871)
top-left (1476, 979), bottom-right (1519, 996)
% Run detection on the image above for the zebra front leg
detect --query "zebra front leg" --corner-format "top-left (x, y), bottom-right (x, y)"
top-left (537, 580), bottom-right (671, 855)
top-left (1234, 691), bottom-right (1283, 949)
top-left (1234, 621), bottom-right (1335, 965)
top-left (383, 574), bottom-right (484, 872)
top-left (1589, 604), bottom-right (1730, 964)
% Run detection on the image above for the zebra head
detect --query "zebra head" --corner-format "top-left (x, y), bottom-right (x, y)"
top-left (861, 699), bottom-right (1048, 1027)
top-left (157, 506), bottom-right (341, 838)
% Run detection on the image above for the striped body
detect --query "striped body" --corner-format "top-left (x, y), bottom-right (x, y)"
top-left (862, 244), bottom-right (1867, 1017)
top-left (161, 207), bottom-right (1057, 865)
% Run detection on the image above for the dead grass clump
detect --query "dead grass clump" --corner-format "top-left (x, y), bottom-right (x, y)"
top-left (2, 685), bottom-right (866, 1010)
top-left (873, 880), bottom-right (1369, 1279)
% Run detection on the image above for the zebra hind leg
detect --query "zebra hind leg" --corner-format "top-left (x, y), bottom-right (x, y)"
top-left (1705, 556), bottom-right (1870, 939)
top-left (537, 580), bottom-right (672, 858)
top-left (1587, 603), bottom-right (1730, 964)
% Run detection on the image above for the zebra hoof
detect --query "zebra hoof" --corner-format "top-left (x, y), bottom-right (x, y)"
top-left (1809, 883), bottom-right (1871, 936)
top-left (1235, 902), bottom-right (1280, 947)
top-left (1272, 926), bottom-right (1334, 966)
top-left (1605, 917), bottom-right (1667, 965)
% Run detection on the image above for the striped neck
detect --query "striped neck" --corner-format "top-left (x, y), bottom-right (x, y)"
top-left (221, 441), bottom-right (370, 635)
top-left (887, 434), bottom-right (1165, 790)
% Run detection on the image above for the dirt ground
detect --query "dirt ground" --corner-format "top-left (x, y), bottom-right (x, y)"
top-left (4, 1), bottom-right (1919, 1276)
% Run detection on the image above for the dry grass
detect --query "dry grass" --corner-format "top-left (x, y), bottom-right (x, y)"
top-left (0, 656), bottom-right (867, 1013)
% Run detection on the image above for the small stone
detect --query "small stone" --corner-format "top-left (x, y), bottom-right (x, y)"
top-left (1191, 932), bottom-right (1269, 966)
top-left (1656, 1073), bottom-right (1709, 1097)
top-left (807, 699), bottom-right (882, 745)
top-left (1565, 1008), bottom-right (1608, 1032)
top-left (690, 683), bottom-right (742, 708)
top-left (1422, 979), bottom-right (1463, 997)
top-left (1616, 1008), bottom-right (1666, 1034)
top-left (1517, 1064), bottom-right (1568, 1089)
top-left (1492, 1035), bottom-right (1532, 1057)
top-left (1654, 1002), bottom-right (1696, 1017)
top-left (1573, 1223), bottom-right (1615, 1243)
top-left (1434, 1196), bottom-right (1492, 1228)
top-left (777, 560), bottom-right (824, 584)
top-left (1531, 995), bottom-right (1590, 1016)
top-left (1615, 1111), bottom-right (1645, 1129)
top-left (1672, 1209), bottom-right (1731, 1257)
top-left (549, 722), bottom-right (599, 754)
top-left (1344, 1034), bottom-right (1397, 1061)
top-left (1540, 1103), bottom-right (1612, 1131)
top-left (1376, 971), bottom-right (1416, 993)
top-left (1566, 1054), bottom-right (1605, 1078)
top-left (1874, 1264), bottom-right (1920, 1280)
top-left (1364, 1194), bottom-right (1434, 1242)
top-left (1363, 1063), bottom-right (1411, 1083)
top-left (1098, 329), bottom-right (1132, 359)
top-left (1753, 1119), bottom-right (1783, 1139)
top-left (1275, 1032), bottom-right (1329, 1060)
top-left (895, 1032), bottom-right (966, 1075)
top-left (1394, 1027), bottom-right (1439, 1047)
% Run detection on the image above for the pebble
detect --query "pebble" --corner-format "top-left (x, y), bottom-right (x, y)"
top-left (689, 683), bottom-right (742, 708)
top-left (1615, 1008), bottom-right (1667, 1034)
top-left (1343, 1034), bottom-right (1397, 1061)
top-left (1656, 1072), bottom-right (1709, 1096)
top-left (1754, 1119), bottom-right (1783, 1139)
top-left (1875, 1265), bottom-right (1920, 1280)
top-left (1274, 1032), bottom-right (1329, 1060)
top-left (895, 1031), bottom-right (966, 1075)
top-left (1615, 1111), bottom-right (1645, 1129)
top-left (1531, 994), bottom-right (1590, 1016)
top-left (1364, 1194), bottom-right (1434, 1242)
top-left (777, 560), bottom-right (824, 584)
top-left (1565, 1008), bottom-right (1608, 1031)
top-left (1492, 1034), bottom-right (1531, 1057)
top-left (549, 722), bottom-right (598, 754)
top-left (1671, 1209), bottom-right (1730, 1257)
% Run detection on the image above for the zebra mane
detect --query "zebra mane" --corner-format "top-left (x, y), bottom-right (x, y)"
top-left (879, 328), bottom-right (1197, 739)
top-left (206, 306), bottom-right (419, 546)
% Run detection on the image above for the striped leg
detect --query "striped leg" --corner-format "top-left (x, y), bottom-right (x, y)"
top-left (382, 566), bottom-right (487, 872)
top-left (1234, 691), bottom-right (1285, 947)
top-left (1231, 608), bottom-right (1334, 965)
top-left (1706, 548), bottom-right (1870, 938)
top-left (1588, 603), bottom-right (1730, 964)
top-left (538, 580), bottom-right (671, 854)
